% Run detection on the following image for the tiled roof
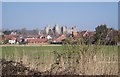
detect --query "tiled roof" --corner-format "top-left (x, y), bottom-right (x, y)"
top-left (27, 38), bottom-right (48, 43)
top-left (54, 35), bottom-right (66, 42)
top-left (4, 34), bottom-right (17, 40)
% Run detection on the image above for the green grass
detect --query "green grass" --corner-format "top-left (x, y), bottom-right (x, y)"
top-left (2, 45), bottom-right (118, 59)
top-left (1, 45), bottom-right (118, 66)
top-left (2, 46), bottom-right (64, 57)
top-left (1, 45), bottom-right (118, 74)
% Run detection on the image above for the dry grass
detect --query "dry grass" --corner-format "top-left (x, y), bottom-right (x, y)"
top-left (2, 45), bottom-right (118, 75)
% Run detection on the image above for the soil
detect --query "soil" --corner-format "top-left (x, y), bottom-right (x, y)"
top-left (1, 59), bottom-right (42, 75)
top-left (0, 59), bottom-right (76, 76)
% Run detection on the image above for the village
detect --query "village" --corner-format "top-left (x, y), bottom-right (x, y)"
top-left (1, 24), bottom-right (120, 45)
top-left (1, 25), bottom-right (93, 45)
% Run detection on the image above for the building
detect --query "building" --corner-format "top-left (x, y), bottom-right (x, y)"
top-left (46, 35), bottom-right (52, 40)
top-left (61, 26), bottom-right (67, 34)
top-left (27, 38), bottom-right (48, 43)
top-left (67, 26), bottom-right (77, 34)
top-left (45, 25), bottom-right (51, 34)
top-left (53, 24), bottom-right (61, 34)
top-left (4, 34), bottom-right (17, 40)
top-left (72, 26), bottom-right (77, 33)
top-left (51, 34), bottom-right (66, 44)
top-left (78, 30), bottom-right (95, 37)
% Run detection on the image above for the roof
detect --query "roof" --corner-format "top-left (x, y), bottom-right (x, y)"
top-left (4, 34), bottom-right (17, 40)
top-left (54, 34), bottom-right (66, 42)
top-left (27, 38), bottom-right (48, 43)
top-left (79, 31), bottom-right (95, 37)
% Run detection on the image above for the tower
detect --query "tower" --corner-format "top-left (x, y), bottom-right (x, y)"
top-left (61, 26), bottom-right (67, 34)
top-left (53, 24), bottom-right (61, 34)
top-left (45, 25), bottom-right (50, 34)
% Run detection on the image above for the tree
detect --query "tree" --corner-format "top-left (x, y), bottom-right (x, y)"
top-left (94, 24), bottom-right (108, 45)
top-left (3, 30), bottom-right (11, 35)
top-left (20, 28), bottom-right (27, 37)
top-left (118, 30), bottom-right (120, 44)
top-left (32, 29), bottom-right (39, 35)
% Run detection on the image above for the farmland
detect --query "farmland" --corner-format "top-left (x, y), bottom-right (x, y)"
top-left (1, 45), bottom-right (119, 75)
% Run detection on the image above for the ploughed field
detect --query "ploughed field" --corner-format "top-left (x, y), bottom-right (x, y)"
top-left (1, 45), bottom-right (118, 75)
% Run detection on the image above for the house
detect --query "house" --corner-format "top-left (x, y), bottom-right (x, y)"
top-left (9, 40), bottom-right (16, 44)
top-left (27, 38), bottom-right (48, 43)
top-left (3, 34), bottom-right (17, 44)
top-left (0, 32), bottom-right (3, 42)
top-left (8, 36), bottom-right (16, 44)
top-left (54, 34), bottom-right (66, 42)
top-left (106, 30), bottom-right (120, 45)
top-left (4, 34), bottom-right (17, 40)
top-left (51, 34), bottom-right (66, 44)
top-left (73, 30), bottom-right (95, 39)
top-left (46, 35), bottom-right (52, 40)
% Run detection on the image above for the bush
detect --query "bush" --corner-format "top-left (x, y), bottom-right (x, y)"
top-left (3, 40), bottom-right (9, 44)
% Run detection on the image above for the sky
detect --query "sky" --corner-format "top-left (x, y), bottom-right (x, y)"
top-left (0, 2), bottom-right (2, 30)
top-left (2, 2), bottom-right (118, 31)
top-left (118, 2), bottom-right (120, 30)
top-left (1, 0), bottom-right (120, 2)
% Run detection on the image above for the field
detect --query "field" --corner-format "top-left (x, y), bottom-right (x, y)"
top-left (1, 45), bottom-right (119, 75)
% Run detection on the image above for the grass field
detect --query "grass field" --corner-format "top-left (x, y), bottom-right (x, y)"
top-left (1, 45), bottom-right (118, 75)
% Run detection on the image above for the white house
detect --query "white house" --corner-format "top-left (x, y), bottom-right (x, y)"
top-left (47, 35), bottom-right (52, 40)
top-left (9, 40), bottom-right (16, 44)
